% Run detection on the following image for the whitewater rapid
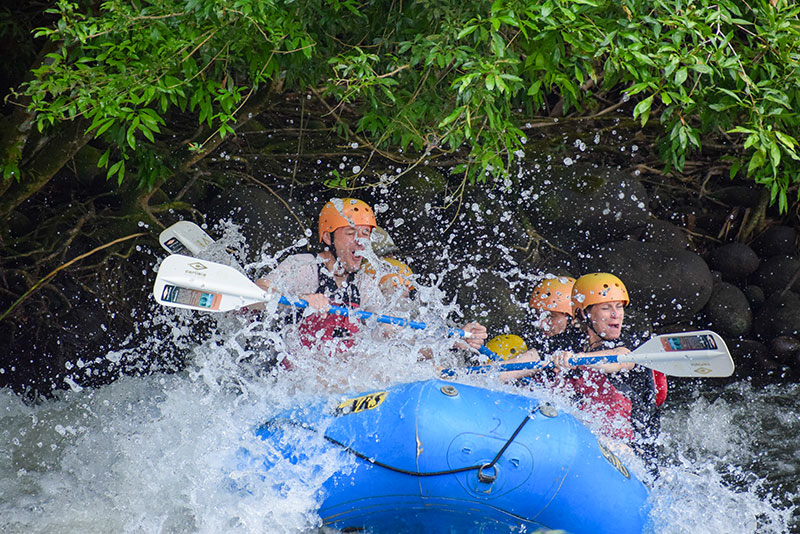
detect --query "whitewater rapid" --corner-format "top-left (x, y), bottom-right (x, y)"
top-left (1, 227), bottom-right (797, 533)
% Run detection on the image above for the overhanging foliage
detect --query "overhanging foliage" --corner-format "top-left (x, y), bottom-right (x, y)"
top-left (7, 0), bottom-right (800, 211)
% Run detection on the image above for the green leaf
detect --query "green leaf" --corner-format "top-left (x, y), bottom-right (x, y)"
top-left (633, 95), bottom-right (654, 126)
top-left (126, 124), bottom-right (137, 150)
top-left (2, 161), bottom-right (20, 181)
top-left (108, 159), bottom-right (126, 185)
top-left (769, 141), bottom-right (781, 168)
top-left (692, 63), bottom-right (713, 75)
top-left (457, 25), bottom-right (478, 40)
top-left (747, 149), bottom-right (766, 174)
top-left (97, 148), bottom-right (110, 169)
top-left (674, 67), bottom-right (688, 85)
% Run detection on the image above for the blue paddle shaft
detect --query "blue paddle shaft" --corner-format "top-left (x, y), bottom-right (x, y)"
top-left (278, 296), bottom-right (498, 360)
top-left (440, 355), bottom-right (616, 377)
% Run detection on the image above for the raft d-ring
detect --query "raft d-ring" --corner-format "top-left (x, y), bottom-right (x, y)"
top-left (538, 404), bottom-right (558, 418)
top-left (440, 385), bottom-right (459, 397)
top-left (477, 464), bottom-right (498, 484)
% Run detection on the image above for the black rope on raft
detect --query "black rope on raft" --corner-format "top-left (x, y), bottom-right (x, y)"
top-left (320, 408), bottom-right (537, 478)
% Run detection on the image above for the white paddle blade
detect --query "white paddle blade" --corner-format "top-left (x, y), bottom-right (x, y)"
top-left (153, 254), bottom-right (270, 312)
top-left (159, 221), bottom-right (215, 255)
top-left (628, 331), bottom-right (735, 377)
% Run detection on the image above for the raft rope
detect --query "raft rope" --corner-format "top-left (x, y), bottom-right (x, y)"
top-left (314, 407), bottom-right (539, 479)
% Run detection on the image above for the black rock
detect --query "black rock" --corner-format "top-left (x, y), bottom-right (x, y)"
top-left (750, 256), bottom-right (800, 296)
top-left (728, 338), bottom-right (769, 377)
top-left (743, 285), bottom-right (765, 309)
top-left (579, 240), bottom-right (713, 325)
top-left (703, 282), bottom-right (752, 337)
top-left (638, 219), bottom-right (691, 250)
top-left (751, 225), bottom-right (798, 258)
top-left (769, 336), bottom-right (800, 359)
top-left (791, 348), bottom-right (800, 374)
top-left (710, 186), bottom-right (765, 208)
top-left (707, 242), bottom-right (760, 280)
top-left (752, 291), bottom-right (800, 340)
top-left (205, 185), bottom-right (311, 263)
top-left (522, 162), bottom-right (651, 255)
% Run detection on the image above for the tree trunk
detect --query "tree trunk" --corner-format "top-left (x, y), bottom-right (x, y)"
top-left (0, 118), bottom-right (94, 219)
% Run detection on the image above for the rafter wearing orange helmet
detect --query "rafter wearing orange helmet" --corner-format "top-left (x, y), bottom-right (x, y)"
top-left (529, 276), bottom-right (576, 337)
top-left (318, 198), bottom-right (377, 242)
top-left (255, 198), bottom-right (487, 358)
top-left (570, 273), bottom-right (629, 346)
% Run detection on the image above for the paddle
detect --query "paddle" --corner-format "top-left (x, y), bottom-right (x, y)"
top-left (442, 330), bottom-right (735, 378)
top-left (159, 221), bottom-right (215, 256)
top-left (153, 254), bottom-right (491, 351)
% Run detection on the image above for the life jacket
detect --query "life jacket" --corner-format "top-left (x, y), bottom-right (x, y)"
top-left (560, 369), bottom-right (634, 440)
top-left (297, 263), bottom-right (361, 353)
top-left (652, 369), bottom-right (668, 406)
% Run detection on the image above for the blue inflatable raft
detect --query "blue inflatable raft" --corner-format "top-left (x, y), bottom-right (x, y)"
top-left (249, 379), bottom-right (651, 533)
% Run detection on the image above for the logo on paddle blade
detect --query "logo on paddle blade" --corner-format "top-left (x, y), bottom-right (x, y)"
top-left (188, 262), bottom-right (207, 270)
top-left (160, 285), bottom-right (221, 310)
top-left (162, 237), bottom-right (188, 254)
top-left (661, 333), bottom-right (717, 351)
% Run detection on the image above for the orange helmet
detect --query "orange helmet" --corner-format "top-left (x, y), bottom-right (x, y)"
top-left (318, 198), bottom-right (377, 241)
top-left (529, 276), bottom-right (576, 316)
top-left (571, 273), bottom-right (629, 311)
top-left (363, 258), bottom-right (414, 289)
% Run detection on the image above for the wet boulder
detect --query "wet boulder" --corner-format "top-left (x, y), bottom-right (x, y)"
top-left (454, 270), bottom-right (528, 335)
top-left (637, 219), bottom-right (691, 250)
top-left (447, 196), bottom-right (533, 269)
top-left (751, 225), bottom-right (798, 258)
top-left (523, 162), bottom-right (651, 255)
top-left (703, 282), bottom-right (752, 337)
top-left (707, 243), bottom-right (760, 280)
top-left (728, 338), bottom-right (774, 378)
top-left (205, 185), bottom-right (311, 262)
top-left (769, 336), bottom-right (800, 364)
top-left (752, 291), bottom-right (800, 340)
top-left (750, 256), bottom-right (800, 296)
top-left (709, 186), bottom-right (765, 208)
top-left (579, 240), bottom-right (713, 326)
top-left (375, 169), bottom-right (449, 263)
top-left (743, 285), bottom-right (766, 310)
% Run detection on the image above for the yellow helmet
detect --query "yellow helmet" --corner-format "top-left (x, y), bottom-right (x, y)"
top-left (363, 257), bottom-right (414, 289)
top-left (571, 273), bottom-right (629, 311)
top-left (529, 276), bottom-right (576, 316)
top-left (486, 334), bottom-right (528, 361)
top-left (318, 198), bottom-right (377, 241)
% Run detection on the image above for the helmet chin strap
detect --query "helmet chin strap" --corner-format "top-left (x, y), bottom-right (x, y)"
top-left (322, 232), bottom-right (347, 276)
top-left (580, 307), bottom-right (608, 349)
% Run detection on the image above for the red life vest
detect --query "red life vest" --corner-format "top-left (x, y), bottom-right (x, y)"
top-left (652, 369), bottom-right (668, 406)
top-left (298, 305), bottom-right (360, 352)
top-left (560, 369), bottom-right (634, 440)
top-left (297, 263), bottom-right (362, 355)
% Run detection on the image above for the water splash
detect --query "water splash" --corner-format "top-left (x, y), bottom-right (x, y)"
top-left (1, 227), bottom-right (797, 534)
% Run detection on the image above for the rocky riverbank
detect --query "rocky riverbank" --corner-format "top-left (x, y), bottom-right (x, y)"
top-left (1, 158), bottom-right (798, 397)
top-left (203, 161), bottom-right (800, 381)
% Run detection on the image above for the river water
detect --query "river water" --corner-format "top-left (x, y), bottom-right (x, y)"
top-left (1, 237), bottom-right (798, 533)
